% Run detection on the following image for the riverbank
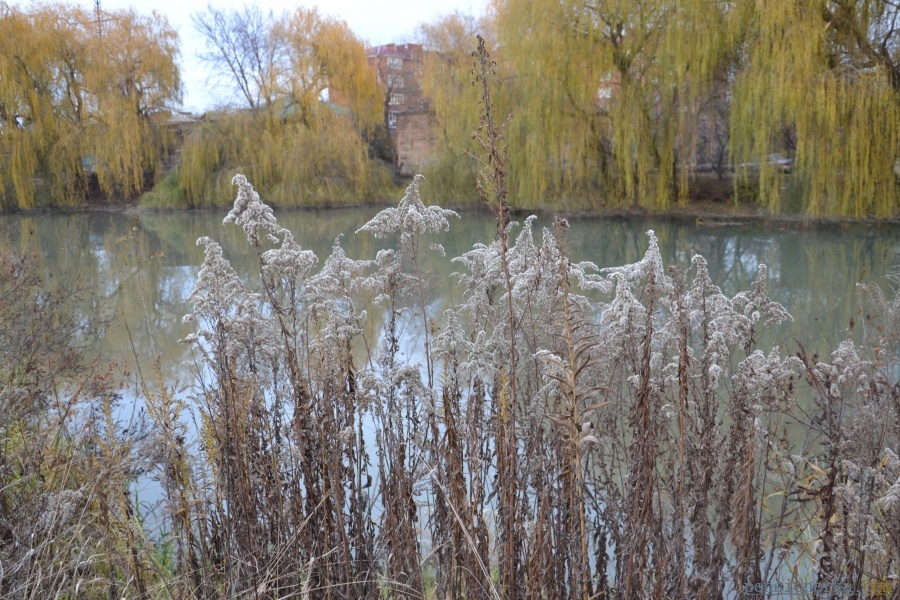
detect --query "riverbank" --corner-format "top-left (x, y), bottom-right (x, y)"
top-left (8, 191), bottom-right (900, 231)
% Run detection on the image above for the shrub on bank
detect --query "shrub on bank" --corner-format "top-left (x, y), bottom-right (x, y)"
top-left (140, 109), bottom-right (397, 210)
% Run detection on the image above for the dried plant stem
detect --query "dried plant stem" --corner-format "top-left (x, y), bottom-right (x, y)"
top-left (619, 270), bottom-right (659, 597)
top-left (471, 34), bottom-right (521, 598)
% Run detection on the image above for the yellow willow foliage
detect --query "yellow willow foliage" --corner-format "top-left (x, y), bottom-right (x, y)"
top-left (180, 122), bottom-right (223, 204)
top-left (0, 3), bottom-right (180, 210)
top-left (418, 13), bottom-right (488, 202)
top-left (87, 9), bottom-right (181, 199)
top-left (495, 0), bottom-right (603, 205)
top-left (731, 0), bottom-right (900, 217)
top-left (175, 108), bottom-right (392, 208)
top-left (425, 0), bottom-right (897, 216)
top-left (0, 4), bottom-right (79, 209)
top-left (277, 8), bottom-right (381, 131)
top-left (491, 0), bottom-right (737, 209)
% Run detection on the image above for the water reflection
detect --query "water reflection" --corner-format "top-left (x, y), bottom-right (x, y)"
top-left (1, 209), bottom-right (897, 389)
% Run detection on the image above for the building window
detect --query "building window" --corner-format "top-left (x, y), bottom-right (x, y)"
top-left (389, 93), bottom-right (404, 105)
top-left (597, 74), bottom-right (616, 101)
top-left (388, 111), bottom-right (398, 128)
top-left (386, 74), bottom-right (403, 88)
top-left (387, 57), bottom-right (402, 70)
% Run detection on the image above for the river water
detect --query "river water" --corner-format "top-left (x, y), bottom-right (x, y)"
top-left (2, 208), bottom-right (897, 381)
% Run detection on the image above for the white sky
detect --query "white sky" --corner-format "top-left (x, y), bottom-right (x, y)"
top-left (63, 0), bottom-right (490, 112)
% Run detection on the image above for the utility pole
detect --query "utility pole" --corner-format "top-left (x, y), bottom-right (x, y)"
top-left (94, 0), bottom-right (102, 37)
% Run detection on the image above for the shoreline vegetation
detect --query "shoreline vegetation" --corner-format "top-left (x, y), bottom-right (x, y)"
top-left (2, 1), bottom-right (899, 219)
top-left (11, 192), bottom-right (900, 230)
top-left (8, 195), bottom-right (900, 229)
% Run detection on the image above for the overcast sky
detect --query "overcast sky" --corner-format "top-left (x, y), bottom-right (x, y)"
top-left (63, 0), bottom-right (490, 112)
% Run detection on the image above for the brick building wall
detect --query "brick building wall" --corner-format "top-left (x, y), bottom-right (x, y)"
top-left (367, 43), bottom-right (435, 176)
top-left (395, 112), bottom-right (436, 176)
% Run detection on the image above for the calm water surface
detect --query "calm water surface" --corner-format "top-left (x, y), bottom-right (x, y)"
top-left (2, 208), bottom-right (898, 391)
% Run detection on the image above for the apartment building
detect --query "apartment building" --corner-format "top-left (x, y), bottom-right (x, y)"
top-left (367, 43), bottom-right (435, 176)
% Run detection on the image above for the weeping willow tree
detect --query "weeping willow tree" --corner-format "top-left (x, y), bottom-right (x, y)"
top-left (497, 0), bottom-right (900, 214)
top-left (277, 8), bottom-right (382, 132)
top-left (0, 3), bottom-right (181, 210)
top-left (88, 9), bottom-right (182, 201)
top-left (166, 6), bottom-right (391, 208)
top-left (0, 4), bottom-right (88, 209)
top-left (421, 0), bottom-right (898, 216)
top-left (173, 109), bottom-right (391, 208)
top-left (417, 13), bottom-right (492, 203)
top-left (470, 0), bottom-right (738, 210)
top-left (731, 0), bottom-right (900, 217)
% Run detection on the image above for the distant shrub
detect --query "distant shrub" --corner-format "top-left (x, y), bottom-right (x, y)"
top-left (147, 108), bottom-right (397, 209)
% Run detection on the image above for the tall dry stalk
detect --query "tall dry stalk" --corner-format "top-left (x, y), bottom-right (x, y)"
top-left (470, 34), bottom-right (522, 598)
